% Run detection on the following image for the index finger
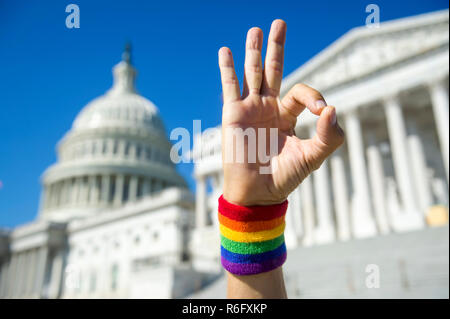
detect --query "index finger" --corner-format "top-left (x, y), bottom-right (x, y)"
top-left (218, 47), bottom-right (241, 104)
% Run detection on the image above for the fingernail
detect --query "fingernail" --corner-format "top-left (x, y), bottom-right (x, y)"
top-left (315, 100), bottom-right (327, 111)
top-left (329, 107), bottom-right (337, 125)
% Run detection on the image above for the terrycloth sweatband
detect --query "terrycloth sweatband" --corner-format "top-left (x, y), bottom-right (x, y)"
top-left (218, 195), bottom-right (288, 276)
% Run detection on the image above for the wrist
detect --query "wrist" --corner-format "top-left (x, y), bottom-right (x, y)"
top-left (218, 195), bottom-right (288, 276)
top-left (223, 184), bottom-right (286, 207)
top-left (223, 189), bottom-right (254, 206)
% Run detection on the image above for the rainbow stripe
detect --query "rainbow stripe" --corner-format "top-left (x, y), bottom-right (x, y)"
top-left (218, 195), bottom-right (288, 276)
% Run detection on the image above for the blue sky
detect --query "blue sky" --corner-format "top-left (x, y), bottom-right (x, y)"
top-left (0, 0), bottom-right (448, 228)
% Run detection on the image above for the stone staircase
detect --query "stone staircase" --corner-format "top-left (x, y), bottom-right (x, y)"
top-left (187, 226), bottom-right (449, 299)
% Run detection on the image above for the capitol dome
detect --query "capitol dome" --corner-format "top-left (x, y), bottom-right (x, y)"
top-left (72, 93), bottom-right (164, 133)
top-left (39, 45), bottom-right (187, 222)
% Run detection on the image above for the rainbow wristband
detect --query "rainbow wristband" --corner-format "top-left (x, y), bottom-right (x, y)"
top-left (218, 195), bottom-right (288, 276)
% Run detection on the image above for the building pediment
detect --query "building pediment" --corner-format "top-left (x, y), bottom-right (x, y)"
top-left (281, 9), bottom-right (449, 95)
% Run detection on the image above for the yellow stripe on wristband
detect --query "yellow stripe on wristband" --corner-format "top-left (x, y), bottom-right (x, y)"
top-left (219, 222), bottom-right (286, 243)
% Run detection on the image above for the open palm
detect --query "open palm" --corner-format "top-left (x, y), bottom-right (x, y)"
top-left (219, 20), bottom-right (344, 206)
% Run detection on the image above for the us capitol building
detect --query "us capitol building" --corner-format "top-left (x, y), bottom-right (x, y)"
top-left (0, 9), bottom-right (449, 298)
top-left (0, 45), bottom-right (203, 298)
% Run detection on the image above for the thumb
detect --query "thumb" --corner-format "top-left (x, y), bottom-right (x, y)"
top-left (307, 106), bottom-right (345, 169)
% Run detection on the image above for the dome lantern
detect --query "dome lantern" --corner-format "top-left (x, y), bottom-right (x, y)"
top-left (109, 43), bottom-right (137, 95)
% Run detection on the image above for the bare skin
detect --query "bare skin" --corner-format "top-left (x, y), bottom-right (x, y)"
top-left (218, 19), bottom-right (345, 299)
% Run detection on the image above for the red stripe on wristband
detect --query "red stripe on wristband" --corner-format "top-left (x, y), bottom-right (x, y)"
top-left (218, 213), bottom-right (285, 232)
top-left (218, 195), bottom-right (288, 222)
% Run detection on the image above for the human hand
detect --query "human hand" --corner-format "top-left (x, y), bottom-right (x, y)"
top-left (219, 19), bottom-right (345, 206)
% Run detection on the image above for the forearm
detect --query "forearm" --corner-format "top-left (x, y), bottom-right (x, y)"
top-left (227, 266), bottom-right (287, 299)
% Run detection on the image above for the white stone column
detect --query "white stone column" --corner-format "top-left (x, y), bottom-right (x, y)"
top-left (17, 251), bottom-right (32, 297)
top-left (94, 176), bottom-right (101, 205)
top-left (114, 174), bottom-right (124, 206)
top-left (55, 182), bottom-right (62, 208)
top-left (88, 176), bottom-right (97, 204)
top-left (101, 175), bottom-right (111, 204)
top-left (407, 121), bottom-right (433, 215)
top-left (79, 178), bottom-right (86, 203)
top-left (300, 176), bottom-right (315, 246)
top-left (52, 184), bottom-right (59, 208)
top-left (284, 198), bottom-right (298, 248)
top-left (0, 259), bottom-right (9, 297)
top-left (53, 183), bottom-right (61, 208)
top-left (384, 96), bottom-right (424, 230)
top-left (345, 111), bottom-right (377, 238)
top-left (19, 251), bottom-right (32, 297)
top-left (57, 182), bottom-right (64, 207)
top-left (195, 176), bottom-right (207, 228)
top-left (71, 177), bottom-right (82, 206)
top-left (13, 252), bottom-right (25, 297)
top-left (289, 187), bottom-right (303, 242)
top-left (367, 134), bottom-right (390, 235)
top-left (54, 182), bottom-right (62, 208)
top-left (26, 249), bottom-right (38, 296)
top-left (48, 185), bottom-right (56, 209)
top-left (47, 250), bottom-right (64, 299)
top-left (7, 254), bottom-right (19, 297)
top-left (80, 177), bottom-right (90, 205)
top-left (33, 247), bottom-right (49, 298)
top-left (312, 162), bottom-right (335, 244)
top-left (330, 149), bottom-right (351, 241)
top-left (428, 79), bottom-right (449, 182)
top-left (129, 176), bottom-right (138, 202)
top-left (309, 127), bottom-right (335, 244)
top-left (60, 180), bottom-right (70, 207)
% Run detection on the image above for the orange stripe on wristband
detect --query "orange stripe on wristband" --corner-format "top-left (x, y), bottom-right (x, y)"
top-left (218, 212), bottom-right (285, 232)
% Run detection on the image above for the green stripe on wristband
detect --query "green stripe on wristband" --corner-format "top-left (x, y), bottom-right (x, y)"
top-left (220, 234), bottom-right (285, 255)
